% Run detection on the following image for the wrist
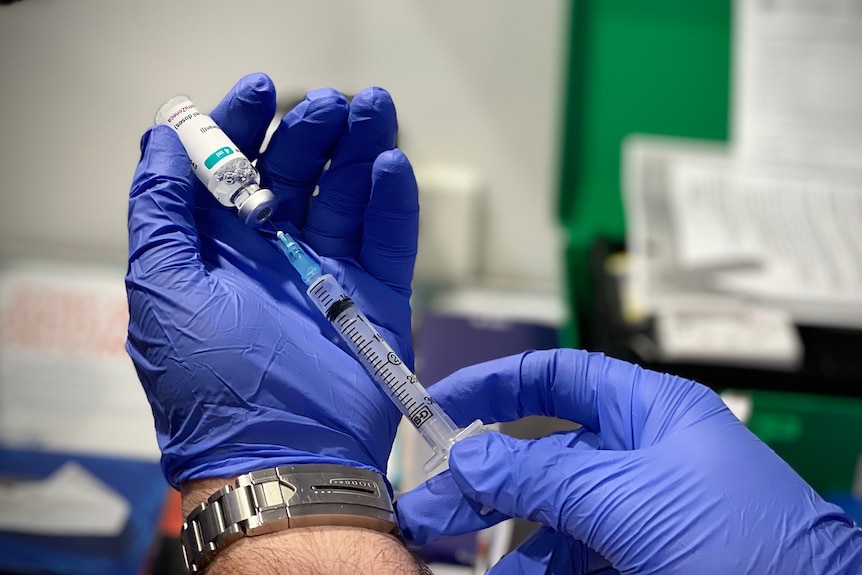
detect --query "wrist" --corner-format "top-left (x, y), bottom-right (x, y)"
top-left (182, 477), bottom-right (242, 517)
top-left (179, 465), bottom-right (419, 574)
top-left (181, 479), bottom-right (422, 575)
top-left (181, 521), bottom-right (421, 575)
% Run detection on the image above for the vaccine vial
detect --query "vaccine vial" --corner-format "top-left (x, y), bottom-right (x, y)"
top-left (155, 96), bottom-right (278, 226)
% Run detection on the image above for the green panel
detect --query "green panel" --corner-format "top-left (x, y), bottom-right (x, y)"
top-left (747, 390), bottom-right (862, 495)
top-left (559, 1), bottom-right (732, 338)
top-left (556, 2), bottom-right (862, 500)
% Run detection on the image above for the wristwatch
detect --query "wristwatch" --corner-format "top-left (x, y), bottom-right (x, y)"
top-left (180, 464), bottom-right (398, 572)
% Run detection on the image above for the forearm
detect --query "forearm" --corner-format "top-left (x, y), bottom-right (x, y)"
top-left (181, 478), bottom-right (428, 575)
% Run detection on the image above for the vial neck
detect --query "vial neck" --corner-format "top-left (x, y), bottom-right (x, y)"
top-left (231, 183), bottom-right (262, 209)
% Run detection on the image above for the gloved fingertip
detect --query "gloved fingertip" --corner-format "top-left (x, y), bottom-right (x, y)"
top-left (223, 73), bottom-right (276, 114)
top-left (395, 469), bottom-right (508, 545)
top-left (303, 89), bottom-right (349, 122)
top-left (448, 433), bottom-right (513, 497)
top-left (132, 124), bottom-right (196, 203)
top-left (355, 85), bottom-right (394, 103)
top-left (238, 71), bottom-right (276, 97)
top-left (306, 87), bottom-right (348, 104)
top-left (138, 126), bottom-right (152, 151)
top-left (139, 124), bottom-right (184, 159)
top-left (373, 148), bottom-right (412, 174)
top-left (350, 86), bottom-right (396, 122)
top-left (280, 88), bottom-right (348, 129)
top-left (450, 433), bottom-right (493, 461)
top-left (370, 150), bottom-right (418, 212)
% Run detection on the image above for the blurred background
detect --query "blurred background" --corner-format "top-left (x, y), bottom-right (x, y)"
top-left (1, 1), bottom-right (861, 573)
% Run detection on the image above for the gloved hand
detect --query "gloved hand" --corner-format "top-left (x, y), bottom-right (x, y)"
top-left (127, 73), bottom-right (418, 488)
top-left (396, 350), bottom-right (862, 574)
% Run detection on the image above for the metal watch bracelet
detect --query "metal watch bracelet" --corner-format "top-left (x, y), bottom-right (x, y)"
top-left (180, 464), bottom-right (397, 573)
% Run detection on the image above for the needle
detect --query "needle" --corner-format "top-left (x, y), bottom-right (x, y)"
top-left (265, 216), bottom-right (279, 233)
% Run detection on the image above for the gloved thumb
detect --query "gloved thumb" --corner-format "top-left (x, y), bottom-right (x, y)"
top-left (448, 432), bottom-right (636, 544)
top-left (488, 526), bottom-right (615, 575)
top-left (129, 124), bottom-right (201, 278)
top-left (129, 74), bottom-right (276, 280)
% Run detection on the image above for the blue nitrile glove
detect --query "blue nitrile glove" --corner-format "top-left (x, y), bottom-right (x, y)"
top-left (396, 350), bottom-right (862, 574)
top-left (126, 73), bottom-right (418, 488)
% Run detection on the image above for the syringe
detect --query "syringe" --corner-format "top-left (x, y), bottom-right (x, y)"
top-left (154, 93), bottom-right (482, 471)
top-left (273, 225), bottom-right (484, 472)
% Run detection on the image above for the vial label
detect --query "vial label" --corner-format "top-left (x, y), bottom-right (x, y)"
top-left (159, 99), bottom-right (249, 207)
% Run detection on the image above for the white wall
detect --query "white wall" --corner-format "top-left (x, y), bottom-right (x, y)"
top-left (0, 0), bottom-right (567, 287)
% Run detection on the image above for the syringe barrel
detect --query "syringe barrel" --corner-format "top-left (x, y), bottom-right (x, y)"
top-left (303, 273), bottom-right (485, 472)
top-left (155, 96), bottom-right (277, 226)
top-left (306, 274), bottom-right (458, 433)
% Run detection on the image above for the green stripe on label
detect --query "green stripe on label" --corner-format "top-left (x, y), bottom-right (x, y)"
top-left (204, 147), bottom-right (234, 169)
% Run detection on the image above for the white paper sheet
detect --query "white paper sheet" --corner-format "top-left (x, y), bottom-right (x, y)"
top-left (655, 295), bottom-right (802, 370)
top-left (622, 138), bottom-right (804, 367)
top-left (0, 462), bottom-right (130, 536)
top-left (734, 0), bottom-right (862, 169)
top-left (668, 161), bottom-right (862, 328)
top-left (0, 260), bottom-right (159, 460)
